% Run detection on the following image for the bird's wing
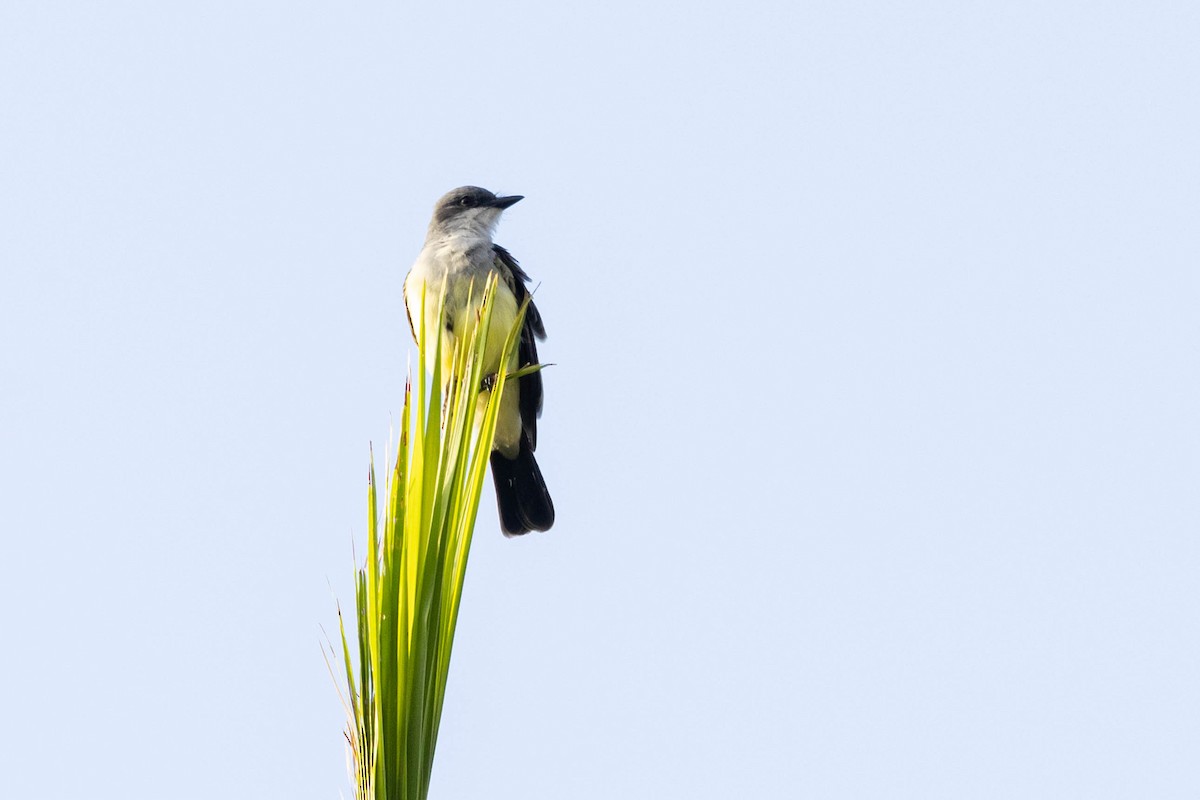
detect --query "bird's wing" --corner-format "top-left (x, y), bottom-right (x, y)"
top-left (401, 268), bottom-right (420, 343)
top-left (493, 244), bottom-right (546, 449)
top-left (404, 293), bottom-right (417, 342)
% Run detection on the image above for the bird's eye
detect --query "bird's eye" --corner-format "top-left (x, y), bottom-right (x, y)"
top-left (458, 195), bottom-right (476, 208)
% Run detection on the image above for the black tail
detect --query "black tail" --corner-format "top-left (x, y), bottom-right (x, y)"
top-left (490, 435), bottom-right (554, 536)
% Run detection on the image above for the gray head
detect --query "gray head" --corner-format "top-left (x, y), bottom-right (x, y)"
top-left (429, 186), bottom-right (523, 238)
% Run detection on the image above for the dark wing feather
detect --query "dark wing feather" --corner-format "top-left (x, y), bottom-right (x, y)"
top-left (404, 295), bottom-right (417, 342)
top-left (493, 244), bottom-right (545, 450)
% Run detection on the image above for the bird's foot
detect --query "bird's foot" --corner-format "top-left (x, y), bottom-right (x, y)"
top-left (480, 372), bottom-right (497, 393)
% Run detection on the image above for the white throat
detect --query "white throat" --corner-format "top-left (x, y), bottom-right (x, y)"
top-left (427, 208), bottom-right (501, 244)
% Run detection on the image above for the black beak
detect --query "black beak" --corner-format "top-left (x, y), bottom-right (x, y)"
top-left (491, 194), bottom-right (523, 209)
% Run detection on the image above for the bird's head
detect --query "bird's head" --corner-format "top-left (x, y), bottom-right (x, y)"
top-left (429, 186), bottom-right (523, 238)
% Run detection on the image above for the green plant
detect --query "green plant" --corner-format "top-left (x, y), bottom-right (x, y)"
top-left (331, 276), bottom-right (529, 800)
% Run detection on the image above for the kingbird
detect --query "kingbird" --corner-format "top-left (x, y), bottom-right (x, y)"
top-left (403, 186), bottom-right (554, 536)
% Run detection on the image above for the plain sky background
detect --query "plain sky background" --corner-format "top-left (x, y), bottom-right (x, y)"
top-left (2, 1), bottom-right (1198, 798)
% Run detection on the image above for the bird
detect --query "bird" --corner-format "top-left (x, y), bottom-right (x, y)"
top-left (403, 186), bottom-right (554, 536)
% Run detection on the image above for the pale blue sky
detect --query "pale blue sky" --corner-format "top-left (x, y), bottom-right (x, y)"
top-left (2, 2), bottom-right (1198, 798)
